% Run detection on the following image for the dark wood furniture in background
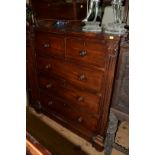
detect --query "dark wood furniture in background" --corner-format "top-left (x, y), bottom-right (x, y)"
top-left (29, 0), bottom-right (127, 21)
top-left (26, 0), bottom-right (129, 152)
top-left (30, 0), bottom-right (87, 20)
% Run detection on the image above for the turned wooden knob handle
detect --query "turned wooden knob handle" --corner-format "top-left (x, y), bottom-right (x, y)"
top-left (61, 79), bottom-right (67, 87)
top-left (79, 50), bottom-right (87, 57)
top-left (77, 117), bottom-right (83, 123)
top-left (28, 88), bottom-right (32, 91)
top-left (63, 103), bottom-right (67, 106)
top-left (45, 64), bottom-right (51, 69)
top-left (77, 96), bottom-right (84, 102)
top-left (43, 43), bottom-right (50, 48)
top-left (48, 101), bottom-right (53, 105)
top-left (47, 3), bottom-right (51, 7)
top-left (46, 83), bottom-right (52, 88)
top-left (78, 74), bottom-right (86, 81)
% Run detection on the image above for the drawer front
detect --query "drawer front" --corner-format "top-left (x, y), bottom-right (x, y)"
top-left (38, 76), bottom-right (100, 114)
top-left (66, 37), bottom-right (106, 67)
top-left (40, 92), bottom-right (98, 132)
top-left (36, 57), bottom-right (104, 92)
top-left (35, 33), bottom-right (65, 57)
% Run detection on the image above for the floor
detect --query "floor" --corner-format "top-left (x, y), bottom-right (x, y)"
top-left (27, 107), bottom-right (129, 155)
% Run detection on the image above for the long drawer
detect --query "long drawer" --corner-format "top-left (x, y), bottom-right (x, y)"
top-left (36, 56), bottom-right (104, 92)
top-left (40, 91), bottom-right (98, 132)
top-left (66, 37), bottom-right (107, 68)
top-left (38, 76), bottom-right (100, 114)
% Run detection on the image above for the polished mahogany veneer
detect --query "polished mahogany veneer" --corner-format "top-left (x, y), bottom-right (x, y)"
top-left (27, 18), bottom-right (122, 150)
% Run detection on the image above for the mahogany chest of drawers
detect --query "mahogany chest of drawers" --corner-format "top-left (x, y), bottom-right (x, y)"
top-left (27, 20), bottom-right (122, 151)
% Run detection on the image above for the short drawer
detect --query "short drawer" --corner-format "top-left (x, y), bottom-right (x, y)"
top-left (40, 92), bottom-right (98, 132)
top-left (35, 33), bottom-right (65, 57)
top-left (36, 57), bottom-right (104, 92)
top-left (38, 76), bottom-right (100, 114)
top-left (66, 37), bottom-right (107, 68)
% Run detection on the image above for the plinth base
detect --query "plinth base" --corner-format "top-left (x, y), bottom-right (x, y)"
top-left (103, 23), bottom-right (127, 35)
top-left (82, 22), bottom-right (102, 32)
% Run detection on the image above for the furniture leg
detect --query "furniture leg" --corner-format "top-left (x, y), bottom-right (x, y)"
top-left (104, 110), bottom-right (118, 155)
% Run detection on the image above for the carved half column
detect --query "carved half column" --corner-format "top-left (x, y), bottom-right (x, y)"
top-left (97, 35), bottom-right (120, 137)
